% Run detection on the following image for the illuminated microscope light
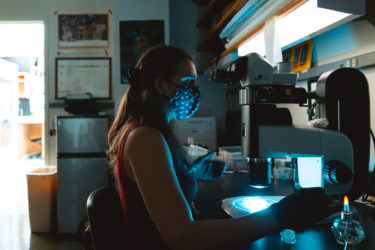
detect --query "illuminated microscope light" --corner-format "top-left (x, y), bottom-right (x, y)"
top-left (232, 197), bottom-right (270, 214)
top-left (224, 196), bottom-right (283, 217)
top-left (251, 185), bottom-right (270, 189)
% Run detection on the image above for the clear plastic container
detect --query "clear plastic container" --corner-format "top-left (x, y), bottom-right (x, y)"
top-left (217, 146), bottom-right (247, 172)
top-left (272, 159), bottom-right (294, 180)
top-left (185, 144), bottom-right (210, 159)
top-left (26, 167), bottom-right (57, 232)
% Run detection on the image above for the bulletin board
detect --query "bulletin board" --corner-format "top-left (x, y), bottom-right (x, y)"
top-left (55, 57), bottom-right (112, 99)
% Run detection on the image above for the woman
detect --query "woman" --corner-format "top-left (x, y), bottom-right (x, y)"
top-left (107, 45), bottom-right (336, 250)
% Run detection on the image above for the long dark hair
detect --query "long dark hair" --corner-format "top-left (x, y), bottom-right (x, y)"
top-left (107, 45), bottom-right (194, 174)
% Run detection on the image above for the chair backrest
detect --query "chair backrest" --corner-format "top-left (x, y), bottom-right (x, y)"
top-left (87, 186), bottom-right (127, 250)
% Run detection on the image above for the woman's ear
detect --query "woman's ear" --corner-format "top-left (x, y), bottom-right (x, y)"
top-left (154, 76), bottom-right (165, 95)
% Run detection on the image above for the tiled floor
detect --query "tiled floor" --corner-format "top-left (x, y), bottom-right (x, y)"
top-left (0, 151), bottom-right (82, 250)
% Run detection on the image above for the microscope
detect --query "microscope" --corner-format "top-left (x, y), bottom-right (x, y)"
top-left (211, 53), bottom-right (370, 199)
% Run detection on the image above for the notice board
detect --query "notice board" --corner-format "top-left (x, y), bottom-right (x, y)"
top-left (55, 57), bottom-right (112, 99)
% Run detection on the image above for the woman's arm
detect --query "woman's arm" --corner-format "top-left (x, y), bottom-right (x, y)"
top-left (125, 126), bottom-right (279, 250)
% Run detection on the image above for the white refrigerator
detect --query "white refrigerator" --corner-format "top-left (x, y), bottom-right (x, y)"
top-left (56, 115), bottom-right (111, 234)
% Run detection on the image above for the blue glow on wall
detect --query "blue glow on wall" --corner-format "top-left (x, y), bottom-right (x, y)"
top-left (312, 23), bottom-right (357, 62)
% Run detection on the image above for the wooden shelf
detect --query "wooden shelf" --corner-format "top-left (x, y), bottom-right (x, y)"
top-left (220, 0), bottom-right (306, 59)
top-left (196, 0), bottom-right (235, 28)
top-left (192, 0), bottom-right (211, 6)
top-left (197, 0), bottom-right (247, 52)
top-left (18, 123), bottom-right (43, 157)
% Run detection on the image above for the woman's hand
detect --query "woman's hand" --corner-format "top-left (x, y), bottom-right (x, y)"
top-left (193, 152), bottom-right (227, 181)
top-left (268, 187), bottom-right (341, 230)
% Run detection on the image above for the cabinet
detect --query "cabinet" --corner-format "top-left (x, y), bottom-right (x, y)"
top-left (18, 122), bottom-right (43, 158)
top-left (193, 0), bottom-right (247, 72)
top-left (193, 0), bottom-right (307, 72)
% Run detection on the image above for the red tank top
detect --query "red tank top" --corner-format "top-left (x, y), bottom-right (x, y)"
top-left (116, 127), bottom-right (198, 250)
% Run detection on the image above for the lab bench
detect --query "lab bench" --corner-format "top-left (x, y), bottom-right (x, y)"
top-left (193, 172), bottom-right (375, 250)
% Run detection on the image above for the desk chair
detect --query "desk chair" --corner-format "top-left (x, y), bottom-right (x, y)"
top-left (86, 187), bottom-right (127, 250)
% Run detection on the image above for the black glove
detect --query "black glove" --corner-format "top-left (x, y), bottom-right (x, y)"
top-left (193, 152), bottom-right (227, 181)
top-left (268, 187), bottom-right (340, 230)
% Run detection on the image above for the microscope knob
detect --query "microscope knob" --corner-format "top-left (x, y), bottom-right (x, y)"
top-left (256, 86), bottom-right (273, 101)
top-left (323, 160), bottom-right (353, 185)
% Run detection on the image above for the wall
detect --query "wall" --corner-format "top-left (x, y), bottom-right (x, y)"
top-left (112, 0), bottom-right (170, 111)
top-left (0, 0), bottom-right (169, 166)
top-left (170, 0), bottom-right (227, 137)
top-left (114, 0), bottom-right (228, 148)
top-left (313, 20), bottom-right (375, 66)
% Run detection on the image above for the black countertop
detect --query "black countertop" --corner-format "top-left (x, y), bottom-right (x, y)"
top-left (193, 172), bottom-right (375, 250)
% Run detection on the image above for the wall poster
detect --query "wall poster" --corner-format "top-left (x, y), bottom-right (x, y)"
top-left (119, 20), bottom-right (165, 84)
top-left (58, 14), bottom-right (109, 49)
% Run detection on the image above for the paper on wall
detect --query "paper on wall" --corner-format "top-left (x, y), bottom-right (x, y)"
top-left (264, 16), bottom-right (282, 67)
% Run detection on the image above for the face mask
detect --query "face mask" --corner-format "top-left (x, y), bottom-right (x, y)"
top-left (169, 85), bottom-right (201, 119)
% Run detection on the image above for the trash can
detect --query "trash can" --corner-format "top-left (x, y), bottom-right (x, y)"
top-left (26, 167), bottom-right (57, 232)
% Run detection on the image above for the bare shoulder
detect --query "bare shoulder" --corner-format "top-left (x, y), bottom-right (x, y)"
top-left (124, 126), bottom-right (175, 184)
top-left (125, 126), bottom-right (166, 154)
top-left (130, 126), bottom-right (162, 137)
top-left (128, 126), bottom-right (164, 143)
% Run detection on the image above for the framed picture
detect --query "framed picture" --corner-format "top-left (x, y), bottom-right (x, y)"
top-left (58, 14), bottom-right (109, 49)
top-left (55, 57), bottom-right (112, 99)
top-left (119, 20), bottom-right (165, 84)
top-left (282, 39), bottom-right (314, 73)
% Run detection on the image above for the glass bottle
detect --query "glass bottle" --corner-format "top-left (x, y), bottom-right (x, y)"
top-left (331, 196), bottom-right (365, 248)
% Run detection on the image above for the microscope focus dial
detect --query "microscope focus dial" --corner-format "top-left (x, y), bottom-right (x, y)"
top-left (323, 160), bottom-right (353, 185)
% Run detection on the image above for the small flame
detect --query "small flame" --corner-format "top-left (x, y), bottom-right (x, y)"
top-left (344, 195), bottom-right (349, 206)
top-left (343, 195), bottom-right (350, 213)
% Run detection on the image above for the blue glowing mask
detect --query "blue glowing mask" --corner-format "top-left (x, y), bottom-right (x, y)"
top-left (170, 85), bottom-right (201, 120)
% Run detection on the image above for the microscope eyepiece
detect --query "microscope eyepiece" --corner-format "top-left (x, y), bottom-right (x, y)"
top-left (209, 69), bottom-right (238, 84)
